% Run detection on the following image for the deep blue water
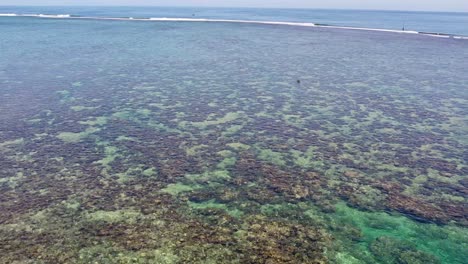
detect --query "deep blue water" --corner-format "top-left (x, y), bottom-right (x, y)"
top-left (1, 6), bottom-right (468, 35)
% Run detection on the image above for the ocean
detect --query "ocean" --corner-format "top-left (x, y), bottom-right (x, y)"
top-left (0, 6), bottom-right (467, 264)
top-left (2, 6), bottom-right (468, 35)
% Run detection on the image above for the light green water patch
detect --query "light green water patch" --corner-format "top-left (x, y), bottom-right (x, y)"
top-left (78, 116), bottom-right (108, 126)
top-left (145, 91), bottom-right (164, 98)
top-left (339, 152), bottom-right (371, 169)
top-left (256, 147), bottom-right (286, 166)
top-left (116, 135), bottom-right (137, 141)
top-left (327, 202), bottom-right (467, 264)
top-left (32, 133), bottom-right (48, 141)
top-left (255, 111), bottom-right (275, 118)
top-left (403, 174), bottom-right (430, 196)
top-left (406, 174), bottom-right (466, 204)
top-left (0, 138), bottom-right (24, 148)
top-left (323, 164), bottom-right (348, 180)
top-left (259, 203), bottom-right (304, 219)
top-left (26, 118), bottom-right (42, 124)
top-left (133, 84), bottom-right (157, 91)
top-left (339, 114), bottom-right (359, 124)
top-left (227, 142), bottom-right (250, 151)
top-left (0, 220), bottom-right (34, 233)
top-left (226, 91), bottom-right (239, 99)
top-left (412, 144), bottom-right (449, 160)
top-left (71, 81), bottom-right (82, 87)
top-left (71, 105), bottom-right (98, 111)
top-left (148, 103), bottom-right (173, 110)
top-left (148, 121), bottom-right (181, 134)
top-left (56, 90), bottom-right (71, 97)
top-left (257, 95), bottom-right (275, 102)
top-left (222, 124), bottom-right (244, 136)
top-left (78, 244), bottom-right (179, 264)
top-left (217, 157), bottom-right (237, 169)
top-left (56, 127), bottom-right (100, 143)
top-left (260, 203), bottom-right (286, 215)
top-left (290, 147), bottom-right (324, 170)
top-left (47, 118), bottom-right (56, 125)
top-left (56, 90), bottom-right (75, 103)
top-left (50, 157), bottom-right (64, 162)
top-left (185, 144), bottom-right (208, 156)
top-left (207, 102), bottom-right (218, 107)
top-left (442, 116), bottom-right (468, 144)
top-left (436, 193), bottom-right (466, 203)
top-left (185, 170), bottom-right (231, 183)
top-left (62, 200), bottom-right (81, 211)
top-left (369, 112), bottom-right (400, 127)
top-left (175, 112), bottom-right (186, 119)
top-left (188, 111), bottom-right (244, 129)
top-left (95, 146), bottom-right (120, 169)
top-left (115, 167), bottom-right (141, 183)
top-left (0, 171), bottom-right (25, 188)
top-left (112, 110), bottom-right (180, 134)
top-left (375, 127), bottom-right (401, 135)
top-left (333, 252), bottom-right (363, 264)
top-left (137, 108), bottom-right (152, 116)
top-left (189, 199), bottom-right (243, 218)
top-left (112, 110), bottom-right (135, 120)
top-left (426, 168), bottom-right (464, 184)
top-left (161, 182), bottom-right (203, 196)
top-left (143, 167), bottom-right (157, 177)
top-left (13, 152), bottom-right (35, 163)
top-left (283, 114), bottom-right (304, 127)
top-left (217, 150), bottom-right (234, 158)
top-left (114, 165), bottom-right (158, 183)
top-left (347, 82), bottom-right (369, 88)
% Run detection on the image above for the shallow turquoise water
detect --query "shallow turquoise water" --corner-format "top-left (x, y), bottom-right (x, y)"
top-left (0, 12), bottom-right (467, 263)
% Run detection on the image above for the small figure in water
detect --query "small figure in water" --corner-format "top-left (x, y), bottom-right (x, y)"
top-left (297, 79), bottom-right (301, 84)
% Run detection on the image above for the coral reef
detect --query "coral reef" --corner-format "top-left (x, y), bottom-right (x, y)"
top-left (1, 16), bottom-right (467, 263)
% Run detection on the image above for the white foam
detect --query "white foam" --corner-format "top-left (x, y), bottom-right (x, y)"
top-left (424, 34), bottom-right (451, 38)
top-left (148, 17), bottom-right (316, 27)
top-left (319, 25), bottom-right (419, 35)
top-left (1, 13), bottom-right (71, 18)
top-left (1, 14), bottom-right (466, 40)
top-left (37, 14), bottom-right (71, 18)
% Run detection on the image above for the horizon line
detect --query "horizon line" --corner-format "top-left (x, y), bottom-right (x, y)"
top-left (1, 5), bottom-right (468, 14)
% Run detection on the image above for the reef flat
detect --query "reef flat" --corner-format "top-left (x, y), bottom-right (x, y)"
top-left (0, 15), bottom-right (467, 263)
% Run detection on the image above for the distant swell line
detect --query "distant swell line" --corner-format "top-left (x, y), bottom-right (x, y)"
top-left (0, 13), bottom-right (71, 18)
top-left (148, 17), bottom-right (317, 27)
top-left (1, 13), bottom-right (467, 39)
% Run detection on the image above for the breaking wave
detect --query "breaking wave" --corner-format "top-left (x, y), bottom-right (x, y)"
top-left (1, 13), bottom-right (466, 39)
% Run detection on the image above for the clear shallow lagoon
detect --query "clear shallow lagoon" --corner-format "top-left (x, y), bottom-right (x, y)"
top-left (0, 8), bottom-right (467, 264)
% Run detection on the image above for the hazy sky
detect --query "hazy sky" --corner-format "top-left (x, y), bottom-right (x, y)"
top-left (1, 0), bottom-right (468, 12)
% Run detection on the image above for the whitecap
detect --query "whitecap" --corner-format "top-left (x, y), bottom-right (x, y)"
top-left (148, 17), bottom-right (316, 27)
top-left (2, 14), bottom-right (466, 40)
top-left (37, 14), bottom-right (71, 18)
